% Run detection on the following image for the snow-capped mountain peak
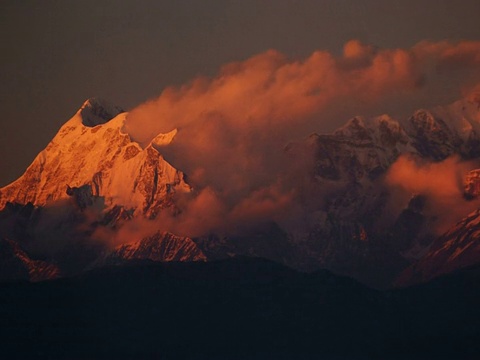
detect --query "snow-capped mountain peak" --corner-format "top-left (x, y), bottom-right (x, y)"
top-left (0, 100), bottom-right (190, 216)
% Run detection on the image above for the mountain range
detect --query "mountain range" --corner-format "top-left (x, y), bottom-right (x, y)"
top-left (1, 95), bottom-right (480, 288)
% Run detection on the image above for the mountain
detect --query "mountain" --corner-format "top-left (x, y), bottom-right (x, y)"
top-left (0, 98), bottom-right (197, 280)
top-left (397, 208), bottom-right (480, 286)
top-left (1, 95), bottom-right (480, 286)
top-left (0, 98), bottom-right (190, 217)
top-left (284, 96), bottom-right (480, 286)
top-left (1, 257), bottom-right (479, 359)
top-left (408, 97), bottom-right (480, 159)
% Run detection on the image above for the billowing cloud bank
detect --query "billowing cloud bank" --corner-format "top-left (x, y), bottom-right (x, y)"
top-left (123, 40), bottom-right (480, 238)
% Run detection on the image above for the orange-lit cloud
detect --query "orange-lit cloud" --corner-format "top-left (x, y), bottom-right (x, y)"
top-left (126, 39), bottom-right (432, 144)
top-left (385, 155), bottom-right (480, 234)
top-left (462, 81), bottom-right (480, 102)
top-left (386, 155), bottom-right (466, 197)
top-left (121, 40), bottom-right (480, 239)
top-left (413, 40), bottom-right (480, 70)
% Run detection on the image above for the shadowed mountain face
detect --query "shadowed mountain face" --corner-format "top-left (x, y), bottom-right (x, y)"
top-left (0, 237), bottom-right (59, 282)
top-left (1, 96), bottom-right (480, 288)
top-left (0, 258), bottom-right (479, 359)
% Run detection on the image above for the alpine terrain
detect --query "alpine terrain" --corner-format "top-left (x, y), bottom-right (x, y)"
top-left (1, 95), bottom-right (480, 288)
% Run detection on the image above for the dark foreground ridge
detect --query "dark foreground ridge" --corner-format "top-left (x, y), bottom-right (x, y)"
top-left (0, 257), bottom-right (479, 359)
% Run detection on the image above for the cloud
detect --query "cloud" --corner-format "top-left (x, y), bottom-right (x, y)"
top-left (119, 40), bottom-right (480, 239)
top-left (128, 185), bottom-right (294, 239)
top-left (385, 155), bottom-right (480, 234)
top-left (462, 81), bottom-right (480, 102)
top-left (385, 155), bottom-right (465, 197)
top-left (413, 40), bottom-right (480, 70)
top-left (126, 40), bottom-right (431, 144)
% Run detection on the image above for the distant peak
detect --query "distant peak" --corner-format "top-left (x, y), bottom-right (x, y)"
top-left (78, 98), bottom-right (125, 127)
top-left (333, 116), bottom-right (371, 139)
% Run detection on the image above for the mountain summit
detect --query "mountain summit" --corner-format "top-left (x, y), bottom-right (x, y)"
top-left (0, 99), bottom-right (190, 217)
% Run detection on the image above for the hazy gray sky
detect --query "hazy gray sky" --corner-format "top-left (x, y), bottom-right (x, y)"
top-left (1, 0), bottom-right (480, 186)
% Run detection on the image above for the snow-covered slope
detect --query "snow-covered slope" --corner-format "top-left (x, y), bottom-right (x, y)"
top-left (396, 209), bottom-right (480, 286)
top-left (406, 97), bottom-right (480, 159)
top-left (103, 231), bottom-right (207, 265)
top-left (0, 98), bottom-right (190, 217)
top-left (0, 99), bottom-right (199, 281)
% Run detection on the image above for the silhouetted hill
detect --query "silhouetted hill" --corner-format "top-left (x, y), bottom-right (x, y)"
top-left (0, 257), bottom-right (479, 359)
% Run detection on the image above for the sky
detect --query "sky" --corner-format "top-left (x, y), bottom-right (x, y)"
top-left (1, 0), bottom-right (480, 187)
